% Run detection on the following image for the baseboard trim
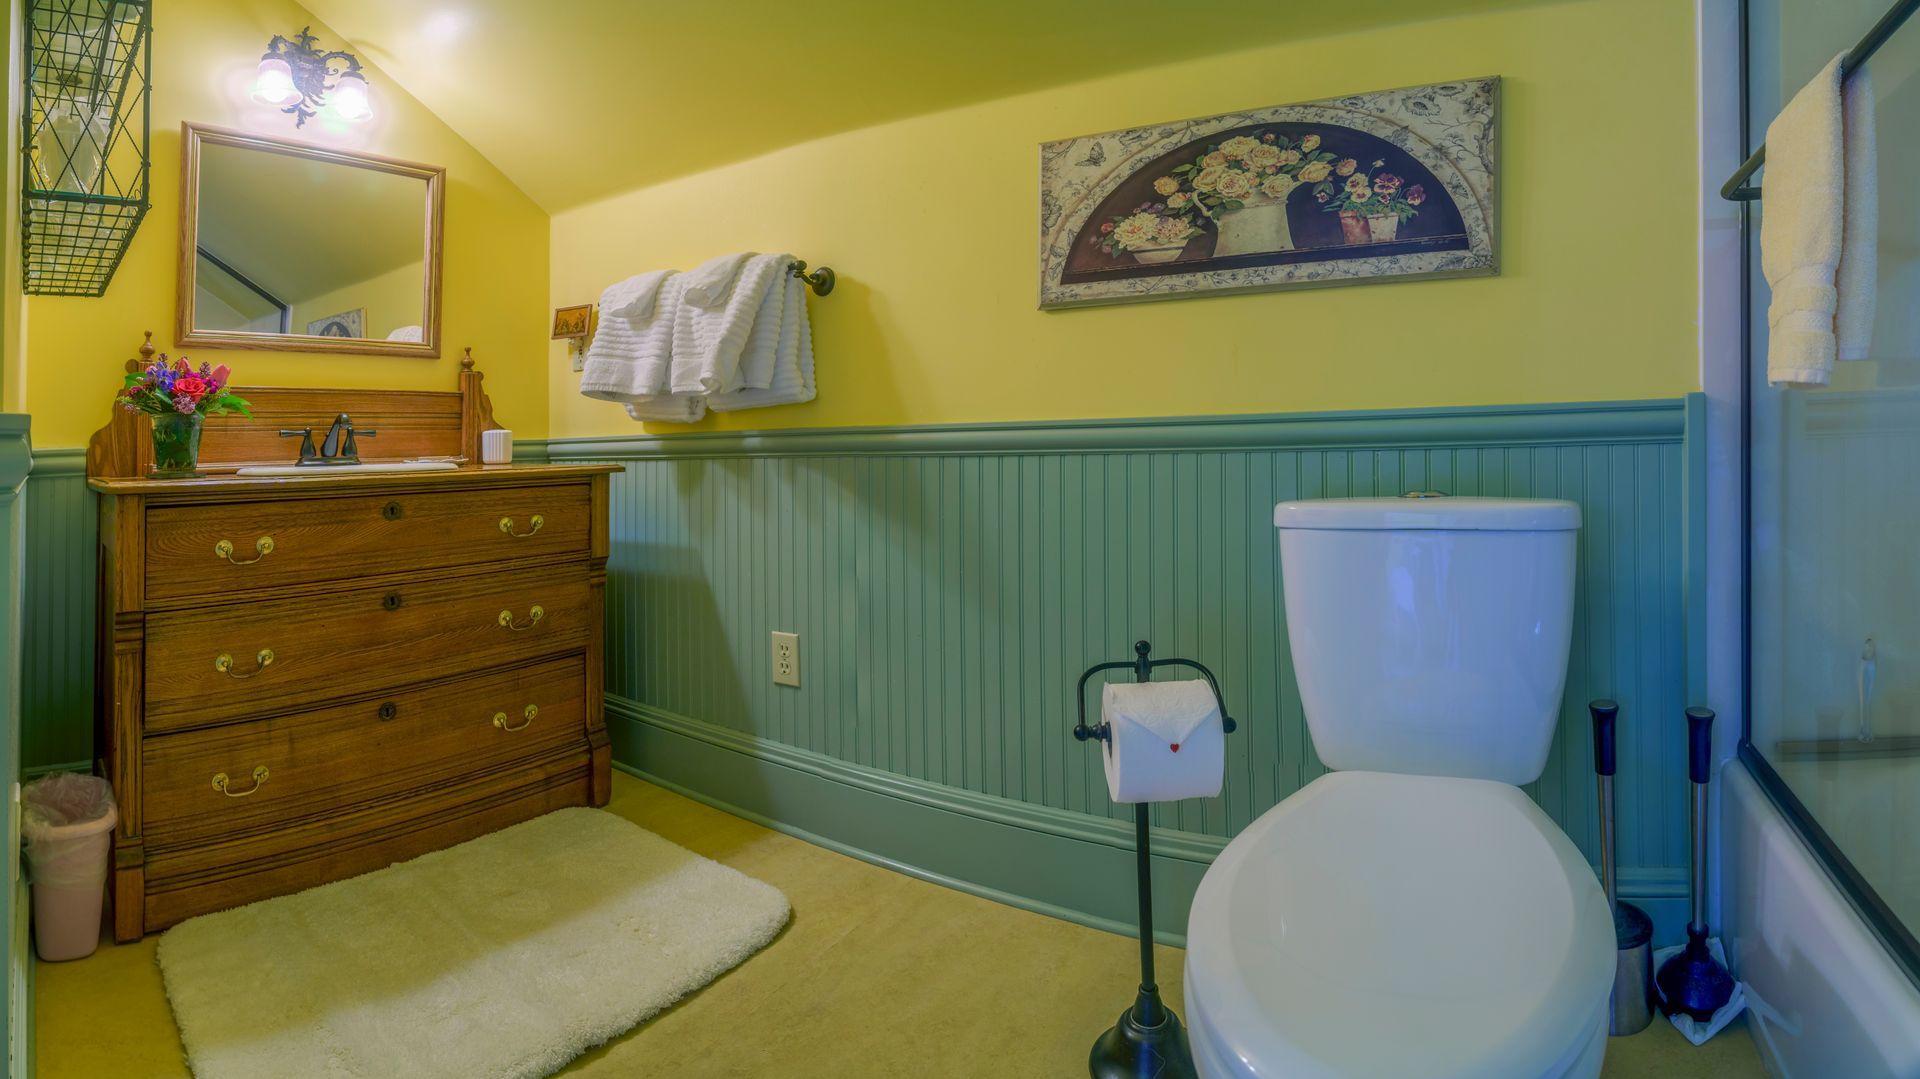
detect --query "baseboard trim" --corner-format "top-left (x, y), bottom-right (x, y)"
top-left (608, 695), bottom-right (1691, 946)
top-left (608, 695), bottom-right (1211, 945)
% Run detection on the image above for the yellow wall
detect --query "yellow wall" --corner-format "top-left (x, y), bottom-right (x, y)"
top-left (549, 0), bottom-right (1699, 438)
top-left (25, 0), bottom-right (549, 447)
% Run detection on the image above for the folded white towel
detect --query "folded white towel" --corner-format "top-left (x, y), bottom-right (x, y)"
top-left (707, 270), bottom-right (816, 412)
top-left (679, 252), bottom-right (754, 309)
top-left (600, 268), bottom-right (674, 320)
top-left (1762, 53), bottom-right (1877, 388)
top-left (579, 272), bottom-right (684, 404)
top-left (670, 253), bottom-right (788, 397)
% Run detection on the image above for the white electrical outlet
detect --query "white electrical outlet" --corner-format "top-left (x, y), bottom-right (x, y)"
top-left (772, 631), bottom-right (800, 687)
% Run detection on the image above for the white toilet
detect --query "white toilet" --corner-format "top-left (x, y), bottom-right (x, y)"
top-left (1184, 496), bottom-right (1616, 1078)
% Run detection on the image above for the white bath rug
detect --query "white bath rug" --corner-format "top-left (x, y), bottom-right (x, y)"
top-left (156, 808), bottom-right (790, 1078)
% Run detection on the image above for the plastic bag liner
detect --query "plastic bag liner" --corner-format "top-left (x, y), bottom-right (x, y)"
top-left (22, 773), bottom-right (118, 888)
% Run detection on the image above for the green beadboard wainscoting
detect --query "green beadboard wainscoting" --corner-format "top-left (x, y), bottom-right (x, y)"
top-left (17, 401), bottom-right (1708, 948)
top-left (19, 449), bottom-right (92, 777)
top-left (0, 417), bottom-right (34, 1078)
top-left (540, 396), bottom-right (1709, 945)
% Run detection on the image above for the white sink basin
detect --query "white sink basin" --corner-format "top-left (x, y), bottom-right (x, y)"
top-left (233, 461), bottom-right (460, 477)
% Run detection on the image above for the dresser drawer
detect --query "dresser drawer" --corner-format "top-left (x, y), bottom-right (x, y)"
top-left (142, 759), bottom-right (592, 931)
top-left (144, 482), bottom-right (591, 603)
top-left (144, 564), bottom-right (590, 731)
top-left (141, 655), bottom-right (588, 850)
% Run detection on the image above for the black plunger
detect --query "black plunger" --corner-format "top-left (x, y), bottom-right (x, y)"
top-left (1591, 700), bottom-right (1653, 1035)
top-left (1656, 707), bottom-right (1736, 1021)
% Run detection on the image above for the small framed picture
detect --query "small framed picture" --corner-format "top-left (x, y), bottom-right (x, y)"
top-left (306, 307), bottom-right (366, 338)
top-left (551, 304), bottom-right (595, 341)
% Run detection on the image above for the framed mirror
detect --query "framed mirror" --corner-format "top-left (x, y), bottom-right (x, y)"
top-left (177, 123), bottom-right (444, 356)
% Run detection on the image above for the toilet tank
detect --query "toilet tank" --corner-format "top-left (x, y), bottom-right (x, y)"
top-left (1274, 496), bottom-right (1581, 786)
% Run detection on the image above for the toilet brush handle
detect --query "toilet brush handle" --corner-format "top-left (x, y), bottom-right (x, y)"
top-left (1686, 707), bottom-right (1715, 785)
top-left (1589, 700), bottom-right (1620, 908)
top-left (1685, 707), bottom-right (1715, 933)
top-left (1589, 699), bottom-right (1619, 777)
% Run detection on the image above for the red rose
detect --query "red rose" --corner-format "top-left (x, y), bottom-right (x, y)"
top-left (172, 375), bottom-right (209, 401)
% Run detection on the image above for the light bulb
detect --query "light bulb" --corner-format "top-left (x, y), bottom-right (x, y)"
top-left (329, 72), bottom-right (372, 122)
top-left (250, 57), bottom-right (299, 106)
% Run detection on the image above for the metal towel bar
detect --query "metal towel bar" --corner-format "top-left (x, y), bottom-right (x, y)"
top-left (1721, 0), bottom-right (1918, 201)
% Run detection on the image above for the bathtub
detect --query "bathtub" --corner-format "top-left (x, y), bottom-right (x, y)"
top-left (1723, 757), bottom-right (1920, 1076)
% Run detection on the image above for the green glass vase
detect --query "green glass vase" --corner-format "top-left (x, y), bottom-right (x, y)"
top-left (150, 410), bottom-right (204, 478)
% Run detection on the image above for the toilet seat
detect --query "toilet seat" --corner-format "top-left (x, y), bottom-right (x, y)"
top-left (1184, 770), bottom-right (1615, 1079)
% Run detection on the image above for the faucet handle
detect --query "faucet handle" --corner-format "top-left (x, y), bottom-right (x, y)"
top-left (278, 427), bottom-right (318, 463)
top-left (341, 426), bottom-right (377, 460)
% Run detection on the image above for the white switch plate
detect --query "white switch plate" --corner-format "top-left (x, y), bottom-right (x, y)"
top-left (772, 631), bottom-right (800, 687)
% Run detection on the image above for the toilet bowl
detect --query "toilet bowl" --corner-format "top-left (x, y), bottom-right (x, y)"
top-left (1184, 496), bottom-right (1614, 1078)
top-left (1184, 772), bottom-right (1614, 1078)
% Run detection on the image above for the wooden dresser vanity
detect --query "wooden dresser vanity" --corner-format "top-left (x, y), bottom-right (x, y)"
top-left (88, 351), bottom-right (618, 941)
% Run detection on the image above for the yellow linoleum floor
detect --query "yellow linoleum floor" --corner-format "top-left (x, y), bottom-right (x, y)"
top-left (37, 773), bottom-right (1769, 1077)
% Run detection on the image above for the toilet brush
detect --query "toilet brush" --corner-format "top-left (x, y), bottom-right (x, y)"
top-left (1656, 706), bottom-right (1736, 1022)
top-left (1590, 700), bottom-right (1653, 1035)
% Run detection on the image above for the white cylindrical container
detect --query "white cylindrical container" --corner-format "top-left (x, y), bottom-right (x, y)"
top-left (481, 429), bottom-right (513, 465)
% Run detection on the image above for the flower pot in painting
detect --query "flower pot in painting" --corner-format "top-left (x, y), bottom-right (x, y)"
top-left (1337, 210), bottom-right (1372, 245)
top-left (1213, 187), bottom-right (1297, 258)
top-left (1365, 214), bottom-right (1401, 242)
top-left (150, 411), bottom-right (204, 478)
top-left (1129, 243), bottom-right (1186, 265)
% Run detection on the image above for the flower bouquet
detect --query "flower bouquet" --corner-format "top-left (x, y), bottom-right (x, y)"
top-left (116, 356), bottom-right (250, 477)
top-left (1318, 158), bottom-right (1425, 244)
top-left (1156, 130), bottom-right (1339, 257)
top-left (1091, 203), bottom-right (1205, 264)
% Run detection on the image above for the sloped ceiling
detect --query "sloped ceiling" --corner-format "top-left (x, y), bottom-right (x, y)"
top-left (304, 0), bottom-right (1556, 213)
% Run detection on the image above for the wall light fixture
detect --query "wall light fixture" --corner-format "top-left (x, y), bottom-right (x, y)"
top-left (249, 26), bottom-right (371, 127)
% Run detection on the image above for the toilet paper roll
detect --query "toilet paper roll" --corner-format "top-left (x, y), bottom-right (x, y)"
top-left (1101, 680), bottom-right (1225, 803)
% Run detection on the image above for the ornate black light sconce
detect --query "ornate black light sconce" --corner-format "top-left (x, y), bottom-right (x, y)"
top-left (250, 26), bottom-right (371, 127)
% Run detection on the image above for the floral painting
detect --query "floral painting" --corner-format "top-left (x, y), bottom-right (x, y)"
top-left (1039, 78), bottom-right (1497, 308)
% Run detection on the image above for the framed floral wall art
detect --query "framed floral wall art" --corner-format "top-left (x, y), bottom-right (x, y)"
top-left (1038, 78), bottom-right (1498, 308)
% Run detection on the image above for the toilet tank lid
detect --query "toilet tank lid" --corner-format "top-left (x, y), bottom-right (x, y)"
top-left (1274, 496), bottom-right (1581, 531)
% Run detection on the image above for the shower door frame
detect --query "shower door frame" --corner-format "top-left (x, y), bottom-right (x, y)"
top-left (1734, 0), bottom-right (1920, 992)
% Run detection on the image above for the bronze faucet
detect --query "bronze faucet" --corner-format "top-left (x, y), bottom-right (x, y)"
top-left (279, 413), bottom-right (378, 466)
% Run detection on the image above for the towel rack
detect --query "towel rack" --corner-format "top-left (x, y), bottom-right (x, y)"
top-left (788, 259), bottom-right (835, 296)
top-left (1720, 0), bottom-right (1917, 201)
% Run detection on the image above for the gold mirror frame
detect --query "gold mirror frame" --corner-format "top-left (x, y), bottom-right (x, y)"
top-left (176, 123), bottom-right (446, 358)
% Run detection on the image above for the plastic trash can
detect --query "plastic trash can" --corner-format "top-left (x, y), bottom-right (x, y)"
top-left (22, 773), bottom-right (118, 961)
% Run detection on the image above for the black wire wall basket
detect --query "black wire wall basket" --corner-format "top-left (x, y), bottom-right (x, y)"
top-left (21, 0), bottom-right (152, 297)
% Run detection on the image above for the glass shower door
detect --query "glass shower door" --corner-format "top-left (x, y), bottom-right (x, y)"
top-left (1745, 0), bottom-right (1920, 975)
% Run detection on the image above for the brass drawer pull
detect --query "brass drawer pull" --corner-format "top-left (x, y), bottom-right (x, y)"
top-left (497, 605), bottom-right (544, 631)
top-left (499, 515), bottom-right (544, 538)
top-left (214, 536), bottom-right (275, 565)
top-left (214, 649), bottom-right (274, 678)
top-left (212, 765), bottom-right (269, 797)
top-left (493, 705), bottom-right (538, 732)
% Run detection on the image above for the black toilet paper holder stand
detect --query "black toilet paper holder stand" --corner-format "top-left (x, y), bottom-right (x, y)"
top-left (1072, 640), bottom-right (1237, 1079)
